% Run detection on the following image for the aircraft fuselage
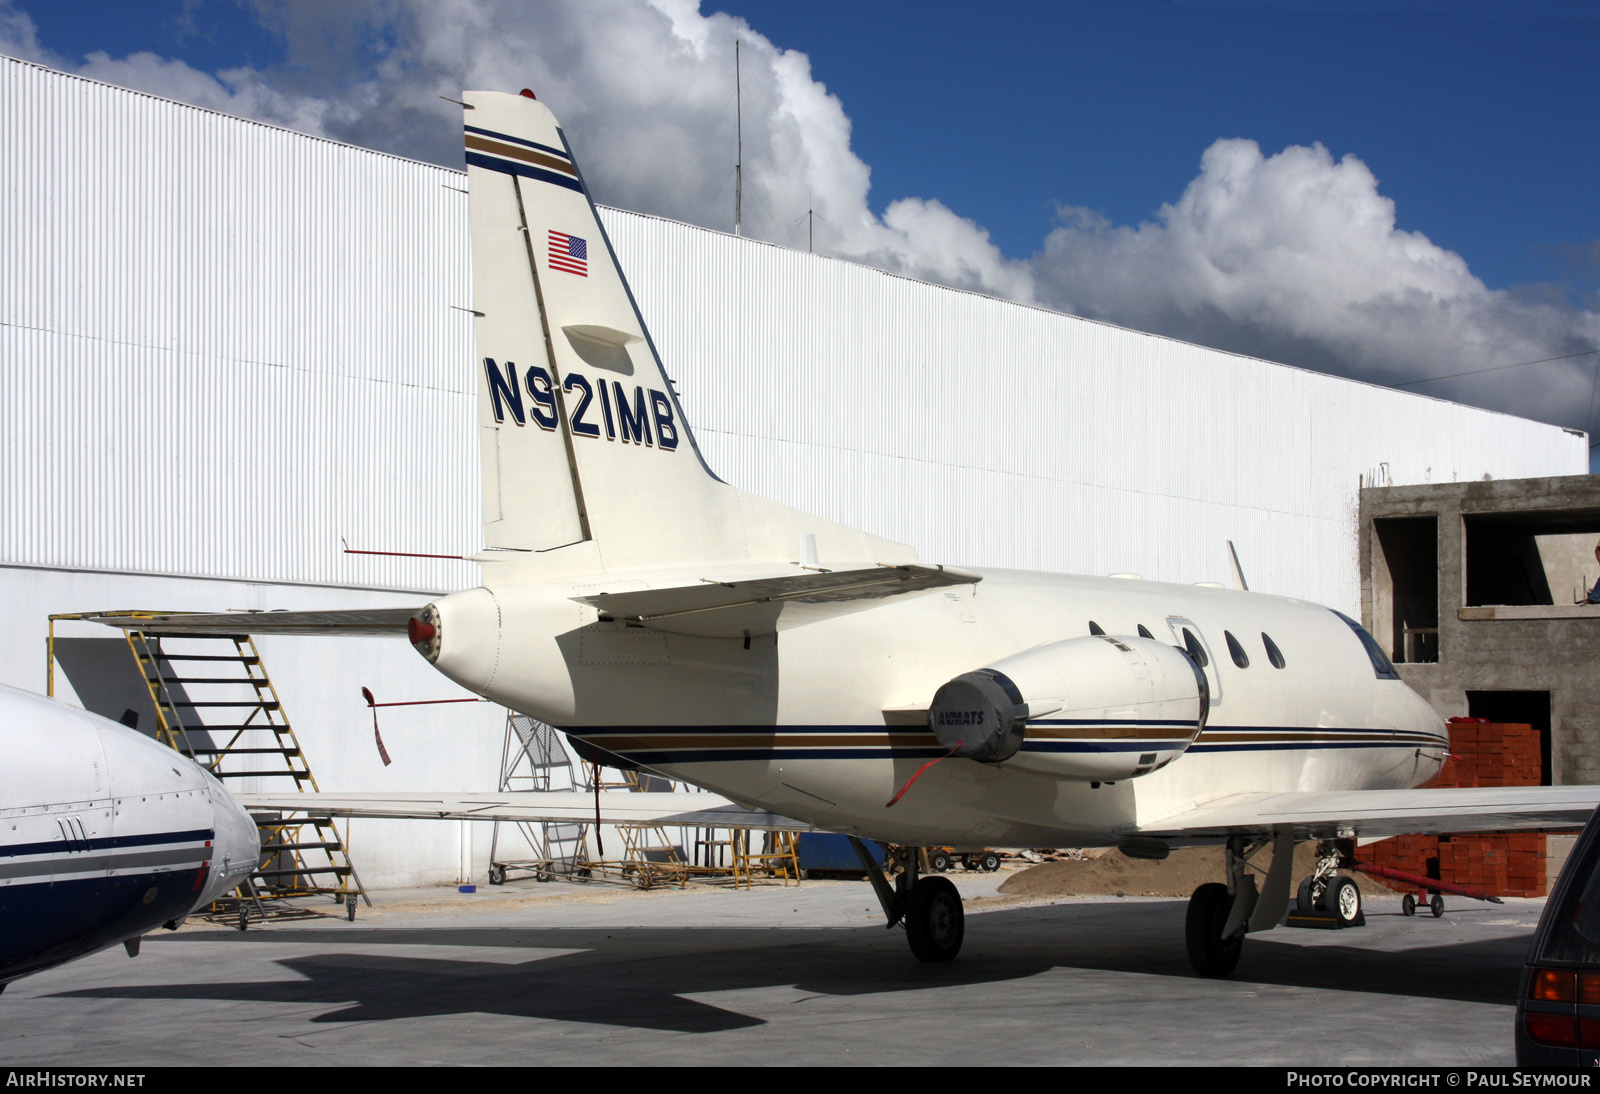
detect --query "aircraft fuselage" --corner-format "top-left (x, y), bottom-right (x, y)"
top-left (422, 566), bottom-right (1445, 848)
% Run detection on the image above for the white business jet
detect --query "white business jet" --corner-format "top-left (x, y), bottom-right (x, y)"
top-left (0, 685), bottom-right (260, 990)
top-left (109, 90), bottom-right (1600, 977)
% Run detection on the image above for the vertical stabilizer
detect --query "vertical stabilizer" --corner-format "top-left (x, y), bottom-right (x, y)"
top-left (464, 90), bottom-right (915, 575)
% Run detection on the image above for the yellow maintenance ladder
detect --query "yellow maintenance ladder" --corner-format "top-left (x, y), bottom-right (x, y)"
top-left (48, 611), bottom-right (367, 921)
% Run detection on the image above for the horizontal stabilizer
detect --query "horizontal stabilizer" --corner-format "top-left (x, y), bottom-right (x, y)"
top-left (1138, 785), bottom-right (1600, 841)
top-left (573, 564), bottom-right (982, 638)
top-left (236, 790), bottom-right (808, 831)
top-left (83, 608), bottom-right (418, 636)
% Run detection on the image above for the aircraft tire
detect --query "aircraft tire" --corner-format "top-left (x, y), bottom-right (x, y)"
top-left (905, 876), bottom-right (964, 962)
top-left (1328, 876), bottom-right (1361, 926)
top-left (1185, 882), bottom-right (1243, 978)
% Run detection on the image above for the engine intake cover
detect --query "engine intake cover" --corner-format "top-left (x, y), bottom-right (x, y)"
top-left (931, 635), bottom-right (1208, 780)
top-left (929, 670), bottom-right (1029, 763)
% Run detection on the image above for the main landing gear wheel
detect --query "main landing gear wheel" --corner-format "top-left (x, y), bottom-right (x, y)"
top-left (905, 875), bottom-right (964, 962)
top-left (1186, 882), bottom-right (1243, 978)
top-left (1402, 893), bottom-right (1417, 917)
top-left (1327, 876), bottom-right (1361, 926)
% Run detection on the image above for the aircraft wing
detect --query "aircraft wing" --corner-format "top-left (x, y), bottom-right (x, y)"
top-left (573, 564), bottom-right (983, 638)
top-left (1137, 785), bottom-right (1600, 841)
top-left (81, 609), bottom-right (418, 635)
top-left (236, 790), bottom-right (810, 831)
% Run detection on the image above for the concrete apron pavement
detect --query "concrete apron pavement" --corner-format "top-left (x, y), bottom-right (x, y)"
top-left (0, 872), bottom-right (1537, 1066)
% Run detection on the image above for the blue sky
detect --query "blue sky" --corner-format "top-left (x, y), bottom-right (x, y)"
top-left (6, 0), bottom-right (1599, 458)
top-left (714, 0), bottom-right (1600, 296)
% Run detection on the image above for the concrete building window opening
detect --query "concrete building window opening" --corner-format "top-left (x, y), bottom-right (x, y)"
top-left (1463, 511), bottom-right (1600, 610)
top-left (1372, 516), bottom-right (1439, 664)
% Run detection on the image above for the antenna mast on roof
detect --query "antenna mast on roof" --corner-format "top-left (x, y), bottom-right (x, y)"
top-left (734, 39), bottom-right (743, 237)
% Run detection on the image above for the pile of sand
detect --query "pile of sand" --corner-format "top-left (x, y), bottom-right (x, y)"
top-left (998, 844), bottom-right (1380, 899)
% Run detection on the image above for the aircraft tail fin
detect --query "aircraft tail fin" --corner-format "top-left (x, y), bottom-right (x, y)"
top-left (463, 90), bottom-right (912, 574)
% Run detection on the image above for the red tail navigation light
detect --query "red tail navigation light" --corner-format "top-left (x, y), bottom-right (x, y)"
top-left (408, 606), bottom-right (441, 663)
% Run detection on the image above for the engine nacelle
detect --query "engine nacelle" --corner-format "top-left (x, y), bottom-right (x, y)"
top-left (928, 635), bottom-right (1208, 780)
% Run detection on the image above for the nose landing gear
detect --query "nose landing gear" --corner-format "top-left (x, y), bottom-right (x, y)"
top-left (1288, 842), bottom-right (1366, 929)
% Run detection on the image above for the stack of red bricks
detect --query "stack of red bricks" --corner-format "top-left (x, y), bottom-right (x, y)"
top-left (1363, 722), bottom-right (1547, 898)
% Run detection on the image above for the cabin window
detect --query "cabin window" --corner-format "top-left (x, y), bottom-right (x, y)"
top-left (1262, 632), bottom-right (1286, 669)
top-left (1181, 627), bottom-right (1209, 668)
top-left (1088, 620), bottom-right (1105, 636)
top-left (1137, 624), bottom-right (1153, 640)
top-left (1224, 630), bottom-right (1249, 669)
top-left (1332, 610), bottom-right (1401, 680)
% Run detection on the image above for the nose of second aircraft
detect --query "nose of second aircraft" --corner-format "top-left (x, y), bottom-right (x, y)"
top-left (200, 781), bottom-right (261, 907)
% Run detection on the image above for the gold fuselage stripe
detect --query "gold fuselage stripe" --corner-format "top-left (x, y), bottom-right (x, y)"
top-left (464, 134), bottom-right (578, 177)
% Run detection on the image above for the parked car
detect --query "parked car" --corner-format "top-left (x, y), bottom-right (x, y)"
top-left (1515, 805), bottom-right (1600, 1065)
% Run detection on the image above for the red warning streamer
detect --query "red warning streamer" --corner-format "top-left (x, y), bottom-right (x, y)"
top-left (885, 741), bottom-right (963, 807)
top-left (360, 687), bottom-right (485, 767)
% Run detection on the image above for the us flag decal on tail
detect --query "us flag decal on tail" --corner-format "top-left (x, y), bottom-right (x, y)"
top-left (548, 231), bottom-right (588, 277)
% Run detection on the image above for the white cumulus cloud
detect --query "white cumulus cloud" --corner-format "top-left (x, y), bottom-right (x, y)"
top-left (1033, 138), bottom-right (1600, 427)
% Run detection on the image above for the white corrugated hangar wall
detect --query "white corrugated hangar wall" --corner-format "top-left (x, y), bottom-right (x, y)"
top-left (2, 58), bottom-right (1587, 887)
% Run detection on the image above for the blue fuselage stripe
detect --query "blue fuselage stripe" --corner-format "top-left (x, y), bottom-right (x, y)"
top-left (465, 151), bottom-right (585, 193)
top-left (0, 827), bottom-right (214, 860)
top-left (565, 723), bottom-right (1444, 765)
top-left (1032, 718), bottom-right (1196, 728)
